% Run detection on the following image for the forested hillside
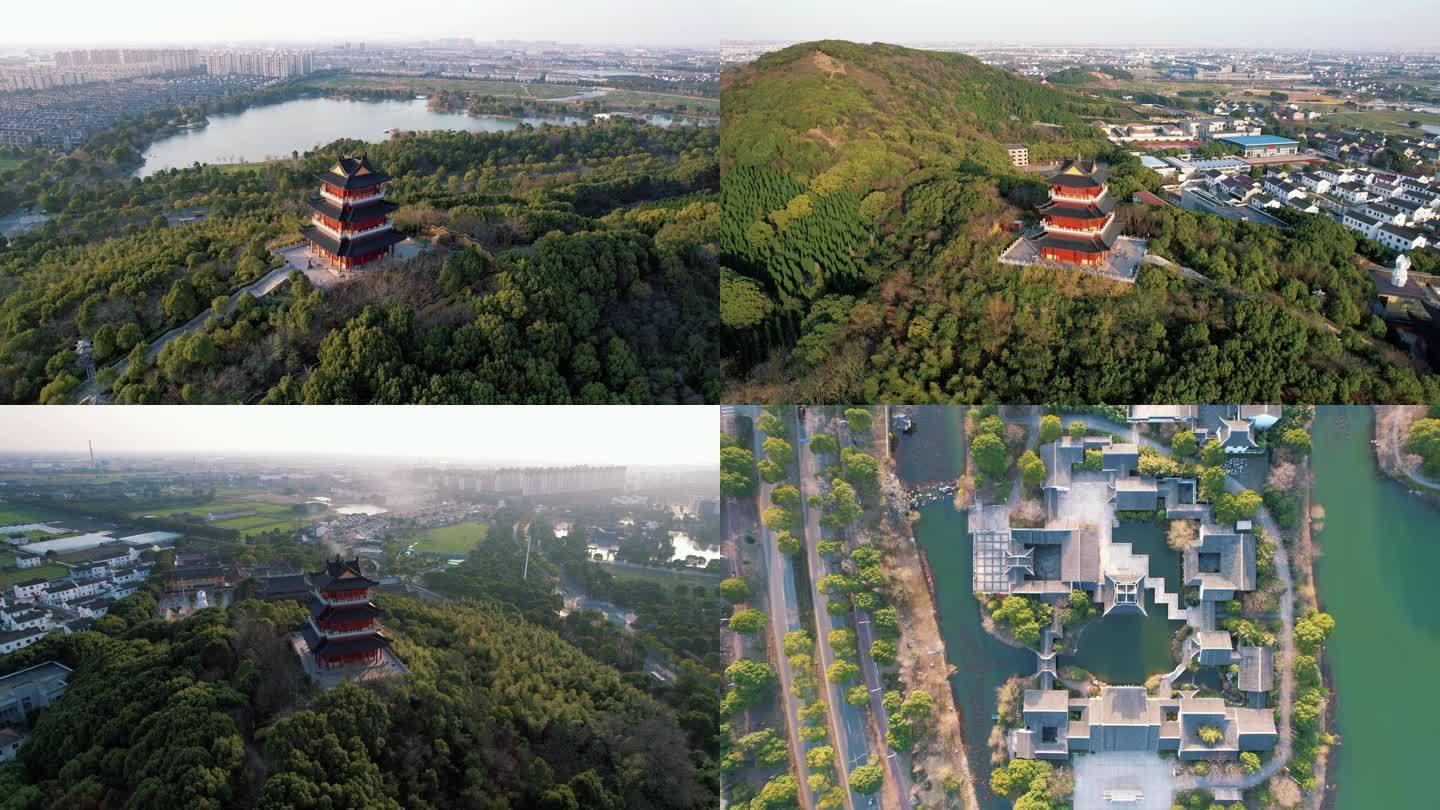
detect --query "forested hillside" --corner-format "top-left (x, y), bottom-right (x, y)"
top-left (0, 122), bottom-right (719, 404)
top-left (0, 577), bottom-right (715, 810)
top-left (719, 41), bottom-right (1440, 403)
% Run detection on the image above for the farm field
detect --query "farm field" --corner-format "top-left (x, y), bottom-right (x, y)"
top-left (301, 74), bottom-right (580, 99)
top-left (132, 499), bottom-right (294, 519)
top-left (1318, 108), bottom-right (1440, 135)
top-left (0, 563), bottom-right (69, 589)
top-left (0, 506), bottom-right (64, 525)
top-left (128, 497), bottom-right (321, 537)
top-left (409, 520), bottom-right (491, 555)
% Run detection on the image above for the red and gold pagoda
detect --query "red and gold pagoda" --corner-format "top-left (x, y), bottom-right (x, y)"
top-left (301, 155), bottom-right (404, 271)
top-left (1034, 159), bottom-right (1120, 266)
top-left (300, 557), bottom-right (391, 670)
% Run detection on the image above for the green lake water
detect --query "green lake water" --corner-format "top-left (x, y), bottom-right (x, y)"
top-left (917, 501), bottom-right (1033, 810)
top-left (1066, 522), bottom-right (1183, 685)
top-left (1312, 406), bottom-right (1440, 809)
top-left (900, 406), bottom-right (1028, 810)
top-left (893, 405), bottom-right (967, 485)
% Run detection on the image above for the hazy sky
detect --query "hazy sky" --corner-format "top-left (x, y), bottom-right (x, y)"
top-left (723, 0), bottom-right (1440, 51)
top-left (1, 0), bottom-right (715, 47)
top-left (0, 406), bottom-right (717, 467)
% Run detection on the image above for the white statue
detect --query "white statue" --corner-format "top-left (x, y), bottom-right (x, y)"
top-left (1393, 253), bottom-right (1411, 288)
top-left (194, 589), bottom-right (209, 610)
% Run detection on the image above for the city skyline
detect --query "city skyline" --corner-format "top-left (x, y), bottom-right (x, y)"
top-left (721, 0), bottom-right (1440, 51)
top-left (1, 0), bottom-right (715, 48)
top-left (0, 406), bottom-right (718, 467)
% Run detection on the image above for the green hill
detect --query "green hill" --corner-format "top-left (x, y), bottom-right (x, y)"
top-left (719, 41), bottom-right (1439, 404)
top-left (0, 583), bottom-right (714, 810)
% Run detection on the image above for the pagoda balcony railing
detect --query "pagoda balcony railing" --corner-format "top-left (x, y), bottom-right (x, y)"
top-left (1050, 187), bottom-right (1108, 204)
top-left (310, 218), bottom-right (392, 242)
top-left (309, 620), bottom-right (380, 640)
top-left (320, 187), bottom-right (384, 207)
top-left (311, 588), bottom-right (371, 606)
top-left (1042, 216), bottom-right (1113, 237)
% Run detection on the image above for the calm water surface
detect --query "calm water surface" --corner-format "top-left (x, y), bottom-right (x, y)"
top-left (900, 406), bottom-right (1027, 810)
top-left (134, 96), bottom-right (707, 177)
top-left (1312, 406), bottom-right (1439, 809)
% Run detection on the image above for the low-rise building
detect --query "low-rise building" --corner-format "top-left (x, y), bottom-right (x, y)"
top-left (0, 628), bottom-right (48, 655)
top-left (10, 579), bottom-right (47, 602)
top-left (1011, 686), bottom-right (1277, 761)
top-left (1375, 223), bottom-right (1429, 253)
top-left (1343, 209), bottom-right (1380, 238)
top-left (1006, 144), bottom-right (1029, 167)
top-left (0, 727), bottom-right (27, 762)
top-left (0, 661), bottom-right (71, 724)
top-left (1184, 524), bottom-right (1257, 602)
top-left (1216, 134), bottom-right (1299, 158)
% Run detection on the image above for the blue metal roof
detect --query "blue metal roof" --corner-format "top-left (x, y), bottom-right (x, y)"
top-left (1216, 134), bottom-right (1298, 147)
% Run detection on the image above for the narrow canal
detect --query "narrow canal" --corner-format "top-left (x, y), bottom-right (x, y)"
top-left (896, 408), bottom-right (1030, 810)
top-left (1312, 406), bottom-right (1439, 809)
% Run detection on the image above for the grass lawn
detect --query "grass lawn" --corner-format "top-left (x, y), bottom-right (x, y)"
top-left (1318, 109), bottom-right (1440, 136)
top-left (131, 500), bottom-right (293, 519)
top-left (597, 562), bottom-right (722, 588)
top-left (410, 520), bottom-right (491, 555)
top-left (0, 506), bottom-right (62, 525)
top-left (0, 157), bottom-right (22, 172)
top-left (216, 516), bottom-right (316, 537)
top-left (0, 564), bottom-right (68, 588)
top-left (592, 90), bottom-right (719, 114)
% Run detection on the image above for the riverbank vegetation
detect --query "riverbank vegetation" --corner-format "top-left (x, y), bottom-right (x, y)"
top-left (1405, 413), bottom-right (1440, 476)
top-left (719, 40), bottom-right (1440, 403)
top-left (0, 121), bottom-right (719, 403)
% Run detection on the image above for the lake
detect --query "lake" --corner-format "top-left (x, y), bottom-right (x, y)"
top-left (1312, 406), bottom-right (1439, 809)
top-left (133, 96), bottom-right (703, 177)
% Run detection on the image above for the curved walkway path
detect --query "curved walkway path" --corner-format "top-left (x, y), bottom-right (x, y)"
top-left (75, 264), bottom-right (294, 403)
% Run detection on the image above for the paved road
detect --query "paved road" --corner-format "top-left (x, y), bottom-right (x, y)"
top-left (833, 411), bottom-right (914, 810)
top-left (798, 409), bottom-right (874, 810)
top-left (75, 263), bottom-right (294, 403)
top-left (747, 406), bottom-right (817, 810)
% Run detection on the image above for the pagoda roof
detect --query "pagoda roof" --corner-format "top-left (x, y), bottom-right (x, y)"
top-left (301, 225), bottom-right (405, 258)
top-left (1038, 196), bottom-right (1115, 218)
top-left (301, 624), bottom-right (391, 657)
top-left (310, 599), bottom-right (381, 623)
top-left (1046, 159), bottom-right (1103, 189)
top-left (1035, 217), bottom-right (1121, 253)
top-left (307, 195), bottom-right (399, 222)
top-left (307, 556), bottom-right (381, 589)
top-left (316, 154), bottom-right (389, 190)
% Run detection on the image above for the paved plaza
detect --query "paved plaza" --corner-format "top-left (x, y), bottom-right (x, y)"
top-left (999, 235), bottom-right (1147, 282)
top-left (1073, 751), bottom-right (1176, 810)
top-left (275, 238), bottom-right (426, 289)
